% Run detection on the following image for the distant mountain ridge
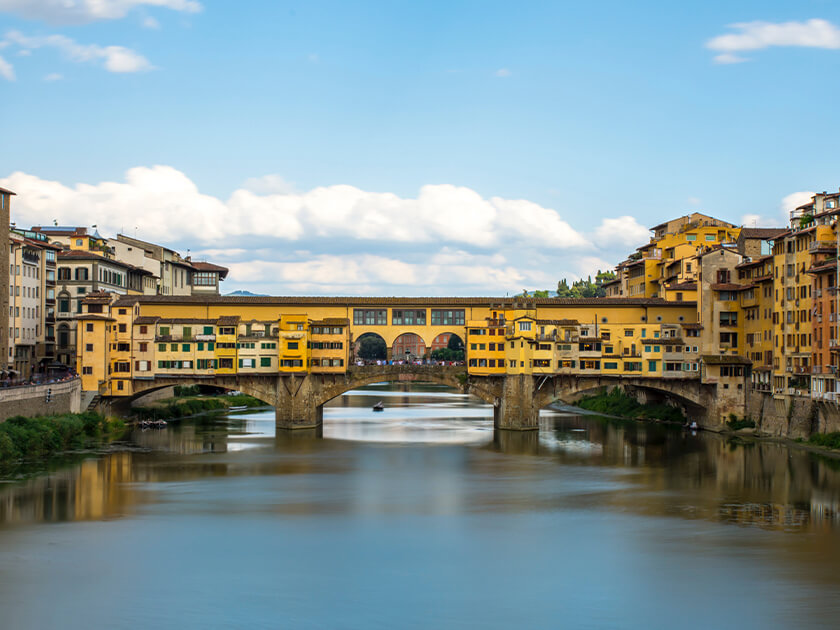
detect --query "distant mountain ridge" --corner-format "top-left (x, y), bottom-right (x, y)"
top-left (226, 290), bottom-right (269, 297)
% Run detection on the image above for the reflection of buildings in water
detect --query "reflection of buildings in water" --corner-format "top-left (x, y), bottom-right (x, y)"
top-left (540, 413), bottom-right (840, 530)
top-left (0, 453), bottom-right (142, 525)
top-left (129, 422), bottom-right (228, 455)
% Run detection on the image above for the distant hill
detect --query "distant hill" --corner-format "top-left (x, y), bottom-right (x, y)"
top-left (226, 290), bottom-right (269, 297)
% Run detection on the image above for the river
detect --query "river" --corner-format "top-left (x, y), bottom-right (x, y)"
top-left (1, 383), bottom-right (840, 629)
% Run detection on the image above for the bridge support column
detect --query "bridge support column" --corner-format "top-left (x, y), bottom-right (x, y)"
top-left (494, 374), bottom-right (539, 431)
top-left (275, 374), bottom-right (323, 430)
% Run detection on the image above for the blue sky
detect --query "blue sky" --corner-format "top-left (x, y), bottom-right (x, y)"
top-left (1, 1), bottom-right (839, 295)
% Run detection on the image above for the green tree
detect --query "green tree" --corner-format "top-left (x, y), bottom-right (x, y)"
top-left (447, 334), bottom-right (464, 352)
top-left (357, 335), bottom-right (387, 360)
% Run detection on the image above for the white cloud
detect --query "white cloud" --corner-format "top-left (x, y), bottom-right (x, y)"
top-left (43, 72), bottom-right (62, 81)
top-left (1, 166), bottom-right (594, 250)
top-left (687, 197), bottom-right (701, 206)
top-left (0, 0), bottom-right (201, 25)
top-left (225, 254), bottom-right (542, 296)
top-left (142, 16), bottom-right (160, 29)
top-left (707, 19), bottom-right (840, 62)
top-left (781, 190), bottom-right (815, 213)
top-left (3, 30), bottom-right (153, 73)
top-left (495, 68), bottom-right (511, 77)
top-left (241, 174), bottom-right (296, 195)
top-left (0, 54), bottom-right (14, 80)
top-left (0, 165), bottom-right (659, 295)
top-left (592, 215), bottom-right (649, 248)
top-left (713, 53), bottom-right (748, 65)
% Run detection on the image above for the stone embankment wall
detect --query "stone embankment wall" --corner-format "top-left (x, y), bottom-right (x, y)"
top-left (747, 390), bottom-right (840, 439)
top-left (0, 378), bottom-right (82, 423)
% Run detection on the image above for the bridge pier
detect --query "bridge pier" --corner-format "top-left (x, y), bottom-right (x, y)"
top-left (274, 374), bottom-right (324, 430)
top-left (493, 374), bottom-right (540, 431)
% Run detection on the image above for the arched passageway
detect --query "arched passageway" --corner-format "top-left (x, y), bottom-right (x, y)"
top-left (392, 333), bottom-right (427, 360)
top-left (353, 332), bottom-right (388, 361)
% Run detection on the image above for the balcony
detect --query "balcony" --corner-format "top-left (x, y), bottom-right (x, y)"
top-left (810, 240), bottom-right (836, 252)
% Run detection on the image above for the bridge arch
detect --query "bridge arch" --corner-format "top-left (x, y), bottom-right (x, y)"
top-left (391, 332), bottom-right (427, 360)
top-left (353, 332), bottom-right (388, 361)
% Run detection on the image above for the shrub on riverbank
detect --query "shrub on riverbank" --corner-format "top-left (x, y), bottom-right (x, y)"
top-left (132, 394), bottom-right (265, 420)
top-left (726, 414), bottom-right (756, 431)
top-left (576, 387), bottom-right (685, 423)
top-left (809, 432), bottom-right (840, 450)
top-left (0, 412), bottom-right (124, 463)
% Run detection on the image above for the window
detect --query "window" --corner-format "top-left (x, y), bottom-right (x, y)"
top-left (719, 312), bottom-right (737, 326)
top-left (519, 321), bottom-right (532, 331)
top-left (716, 269), bottom-right (731, 284)
top-left (203, 326), bottom-right (214, 335)
top-left (603, 362), bottom-right (618, 369)
top-left (182, 344), bottom-right (190, 352)
top-left (624, 329), bottom-right (633, 336)
top-left (118, 324), bottom-right (127, 333)
top-left (86, 323), bottom-right (94, 332)
top-left (391, 309), bottom-right (426, 325)
top-left (159, 326), bottom-right (170, 336)
top-left (260, 357), bottom-right (272, 367)
top-left (82, 366), bottom-right (93, 375)
top-left (648, 361), bottom-right (657, 371)
top-left (139, 343), bottom-right (148, 352)
top-left (158, 343), bottom-right (166, 352)
top-left (288, 342), bottom-right (299, 350)
top-left (85, 344), bottom-right (93, 351)
top-left (197, 342), bottom-right (204, 351)
top-left (183, 326), bottom-right (192, 339)
top-left (58, 267), bottom-right (71, 280)
top-left (686, 234), bottom-right (697, 241)
top-left (430, 309), bottom-right (465, 326)
top-left (171, 344), bottom-right (178, 352)
top-left (59, 298), bottom-right (70, 313)
top-left (139, 325), bottom-right (148, 334)
top-left (353, 309), bottom-right (388, 325)
top-left (193, 271), bottom-right (217, 286)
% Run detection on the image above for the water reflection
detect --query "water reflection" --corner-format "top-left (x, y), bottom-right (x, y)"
top-left (0, 385), bottom-right (838, 533)
top-left (2, 384), bottom-right (840, 628)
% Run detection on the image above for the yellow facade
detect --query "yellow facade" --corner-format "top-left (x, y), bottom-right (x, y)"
top-left (74, 295), bottom-right (699, 396)
top-left (772, 226), bottom-right (818, 395)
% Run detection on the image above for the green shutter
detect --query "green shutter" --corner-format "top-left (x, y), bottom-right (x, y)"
top-left (182, 344), bottom-right (190, 352)
top-left (204, 326), bottom-right (213, 335)
top-left (158, 343), bottom-right (166, 352)
top-left (197, 342), bottom-right (204, 351)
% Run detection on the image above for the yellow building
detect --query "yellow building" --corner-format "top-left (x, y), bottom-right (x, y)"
top-left (616, 213), bottom-right (740, 299)
top-left (75, 295), bottom-right (699, 396)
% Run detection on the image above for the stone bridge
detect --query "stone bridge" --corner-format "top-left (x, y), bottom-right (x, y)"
top-left (121, 366), bottom-right (731, 431)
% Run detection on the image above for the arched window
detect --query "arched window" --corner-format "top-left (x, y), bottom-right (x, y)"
top-left (58, 324), bottom-right (70, 348)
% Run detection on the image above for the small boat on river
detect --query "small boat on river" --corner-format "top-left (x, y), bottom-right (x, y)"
top-left (228, 405), bottom-right (248, 412)
top-left (372, 402), bottom-right (384, 412)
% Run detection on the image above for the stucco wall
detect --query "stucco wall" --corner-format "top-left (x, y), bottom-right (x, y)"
top-left (0, 378), bottom-right (82, 422)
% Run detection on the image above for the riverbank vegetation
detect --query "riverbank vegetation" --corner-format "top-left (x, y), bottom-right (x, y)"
top-left (809, 432), bottom-right (840, 450)
top-left (0, 412), bottom-right (125, 464)
top-left (575, 387), bottom-right (685, 423)
top-left (131, 391), bottom-right (266, 420)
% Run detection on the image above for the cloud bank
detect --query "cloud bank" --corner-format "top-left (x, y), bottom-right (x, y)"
top-left (707, 18), bottom-right (840, 63)
top-left (1, 166), bottom-right (653, 296)
top-left (0, 0), bottom-right (201, 25)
